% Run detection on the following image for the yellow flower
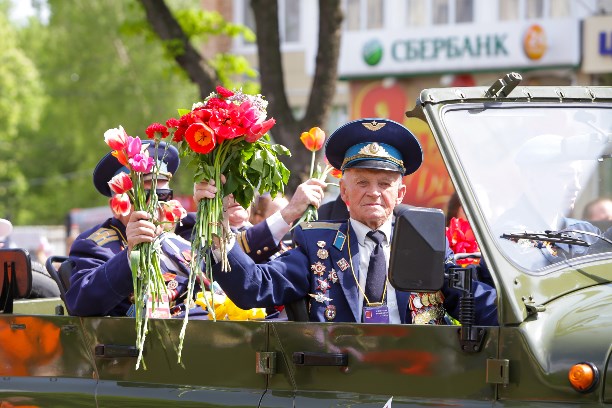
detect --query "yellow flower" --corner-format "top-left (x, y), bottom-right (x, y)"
top-left (196, 291), bottom-right (266, 320)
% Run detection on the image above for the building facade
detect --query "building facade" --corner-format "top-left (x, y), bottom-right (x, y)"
top-left (224, 0), bottom-right (612, 209)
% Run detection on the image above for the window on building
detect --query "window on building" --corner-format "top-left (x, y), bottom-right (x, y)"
top-left (242, 2), bottom-right (256, 33)
top-left (281, 0), bottom-right (301, 43)
top-left (455, 0), bottom-right (473, 23)
top-left (367, 0), bottom-right (384, 29)
top-left (345, 0), bottom-right (361, 30)
top-left (525, 0), bottom-right (544, 18)
top-left (432, 0), bottom-right (449, 24)
top-left (236, 0), bottom-right (300, 46)
top-left (431, 0), bottom-right (472, 25)
top-left (406, 0), bottom-right (427, 27)
top-left (499, 0), bottom-right (519, 20)
top-left (344, 0), bottom-right (384, 30)
top-left (549, 0), bottom-right (571, 17)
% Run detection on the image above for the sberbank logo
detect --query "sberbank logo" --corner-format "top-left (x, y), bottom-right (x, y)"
top-left (363, 39), bottom-right (383, 66)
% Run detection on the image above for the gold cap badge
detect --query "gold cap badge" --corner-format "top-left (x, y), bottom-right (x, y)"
top-left (362, 121), bottom-right (386, 131)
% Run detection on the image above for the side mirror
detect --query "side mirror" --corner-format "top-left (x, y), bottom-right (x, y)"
top-left (0, 248), bottom-right (32, 312)
top-left (389, 205), bottom-right (445, 292)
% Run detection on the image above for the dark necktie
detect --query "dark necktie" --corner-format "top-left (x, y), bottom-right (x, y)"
top-left (365, 230), bottom-right (386, 305)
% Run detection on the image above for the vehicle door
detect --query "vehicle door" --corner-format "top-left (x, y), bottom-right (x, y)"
top-left (0, 314), bottom-right (98, 407)
top-left (259, 321), bottom-right (499, 406)
top-left (80, 317), bottom-right (269, 407)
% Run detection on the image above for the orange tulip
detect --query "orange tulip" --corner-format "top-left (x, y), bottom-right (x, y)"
top-left (185, 122), bottom-right (216, 154)
top-left (111, 149), bottom-right (129, 167)
top-left (300, 127), bottom-right (325, 152)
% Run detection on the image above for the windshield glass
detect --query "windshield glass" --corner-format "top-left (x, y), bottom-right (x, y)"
top-left (444, 104), bottom-right (612, 272)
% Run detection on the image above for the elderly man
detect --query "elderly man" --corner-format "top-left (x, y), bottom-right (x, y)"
top-left (208, 118), bottom-right (498, 325)
top-left (67, 141), bottom-right (319, 317)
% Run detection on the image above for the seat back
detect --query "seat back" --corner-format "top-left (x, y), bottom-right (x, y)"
top-left (284, 298), bottom-right (309, 322)
top-left (45, 255), bottom-right (75, 314)
top-left (0, 248), bottom-right (32, 313)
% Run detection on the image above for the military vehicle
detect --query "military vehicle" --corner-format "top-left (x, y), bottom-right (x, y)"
top-left (1, 74), bottom-right (611, 407)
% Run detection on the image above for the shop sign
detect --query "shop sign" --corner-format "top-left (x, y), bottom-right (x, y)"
top-left (582, 15), bottom-right (612, 73)
top-left (339, 20), bottom-right (579, 77)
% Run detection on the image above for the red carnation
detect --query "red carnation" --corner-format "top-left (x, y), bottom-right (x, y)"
top-left (445, 217), bottom-right (480, 265)
top-left (216, 86), bottom-right (234, 98)
top-left (166, 118), bottom-right (180, 129)
top-left (145, 123), bottom-right (169, 139)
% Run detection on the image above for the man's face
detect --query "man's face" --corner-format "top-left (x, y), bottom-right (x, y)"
top-left (223, 194), bottom-right (251, 228)
top-left (340, 168), bottom-right (406, 230)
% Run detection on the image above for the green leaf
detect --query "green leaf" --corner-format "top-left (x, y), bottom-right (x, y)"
top-left (250, 150), bottom-right (264, 172)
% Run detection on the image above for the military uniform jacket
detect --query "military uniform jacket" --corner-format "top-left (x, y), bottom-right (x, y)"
top-left (215, 220), bottom-right (499, 325)
top-left (66, 217), bottom-right (279, 317)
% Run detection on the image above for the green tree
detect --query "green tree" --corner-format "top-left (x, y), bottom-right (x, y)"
top-left (13, 0), bottom-right (199, 225)
top-left (0, 5), bottom-right (46, 222)
top-left (138, 0), bottom-right (343, 191)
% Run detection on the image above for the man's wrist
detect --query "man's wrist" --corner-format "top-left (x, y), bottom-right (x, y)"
top-left (280, 207), bottom-right (299, 225)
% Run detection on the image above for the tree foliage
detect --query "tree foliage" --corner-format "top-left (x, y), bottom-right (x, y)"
top-left (9, 0), bottom-right (199, 224)
top-left (138, 0), bottom-right (343, 191)
top-left (0, 8), bottom-right (46, 221)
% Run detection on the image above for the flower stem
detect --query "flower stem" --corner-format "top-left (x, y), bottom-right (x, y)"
top-left (309, 151), bottom-right (315, 178)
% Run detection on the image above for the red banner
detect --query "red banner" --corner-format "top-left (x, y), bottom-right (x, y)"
top-left (349, 80), bottom-right (455, 210)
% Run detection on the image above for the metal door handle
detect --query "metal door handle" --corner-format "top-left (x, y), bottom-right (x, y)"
top-left (293, 352), bottom-right (348, 366)
top-left (95, 344), bottom-right (138, 358)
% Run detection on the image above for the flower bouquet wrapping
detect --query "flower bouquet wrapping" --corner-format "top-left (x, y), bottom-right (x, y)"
top-left (445, 217), bottom-right (480, 266)
top-left (104, 125), bottom-right (186, 369)
top-left (165, 86), bottom-right (290, 360)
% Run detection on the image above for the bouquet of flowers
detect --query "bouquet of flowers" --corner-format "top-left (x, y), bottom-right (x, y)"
top-left (164, 86), bottom-right (290, 360)
top-left (445, 217), bottom-right (480, 266)
top-left (292, 127), bottom-right (340, 227)
top-left (104, 125), bottom-right (186, 369)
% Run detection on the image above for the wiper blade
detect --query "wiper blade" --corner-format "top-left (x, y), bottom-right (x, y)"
top-left (501, 230), bottom-right (589, 247)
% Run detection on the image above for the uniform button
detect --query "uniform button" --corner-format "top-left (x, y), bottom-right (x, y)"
top-left (257, 250), bottom-right (262, 255)
top-left (263, 247), bottom-right (269, 251)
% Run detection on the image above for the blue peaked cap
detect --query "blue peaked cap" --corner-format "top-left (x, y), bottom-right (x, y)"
top-left (325, 118), bottom-right (423, 175)
top-left (93, 140), bottom-right (179, 197)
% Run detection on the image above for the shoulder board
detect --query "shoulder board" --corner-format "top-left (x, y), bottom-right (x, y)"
top-left (298, 221), bottom-right (342, 231)
top-left (87, 227), bottom-right (120, 247)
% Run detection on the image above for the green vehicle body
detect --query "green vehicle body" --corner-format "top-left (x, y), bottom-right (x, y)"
top-left (2, 75), bottom-right (611, 407)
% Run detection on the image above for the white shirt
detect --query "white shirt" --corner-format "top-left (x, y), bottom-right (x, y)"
top-left (349, 218), bottom-right (400, 324)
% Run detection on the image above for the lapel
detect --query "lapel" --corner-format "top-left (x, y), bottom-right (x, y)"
top-left (388, 211), bottom-right (410, 324)
top-left (329, 221), bottom-right (360, 322)
top-left (396, 291), bottom-right (410, 324)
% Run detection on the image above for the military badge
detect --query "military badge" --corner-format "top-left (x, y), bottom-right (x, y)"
top-left (412, 294), bottom-right (423, 309)
top-left (328, 269), bottom-right (339, 284)
top-left (311, 261), bottom-right (326, 276)
top-left (309, 292), bottom-right (332, 303)
top-left (325, 305), bottom-right (337, 321)
top-left (317, 278), bottom-right (330, 293)
top-left (317, 241), bottom-right (326, 248)
top-left (337, 258), bottom-right (350, 271)
top-left (317, 248), bottom-right (329, 259)
top-left (333, 231), bottom-right (346, 250)
top-left (362, 120), bottom-right (386, 131)
top-left (167, 279), bottom-right (179, 290)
